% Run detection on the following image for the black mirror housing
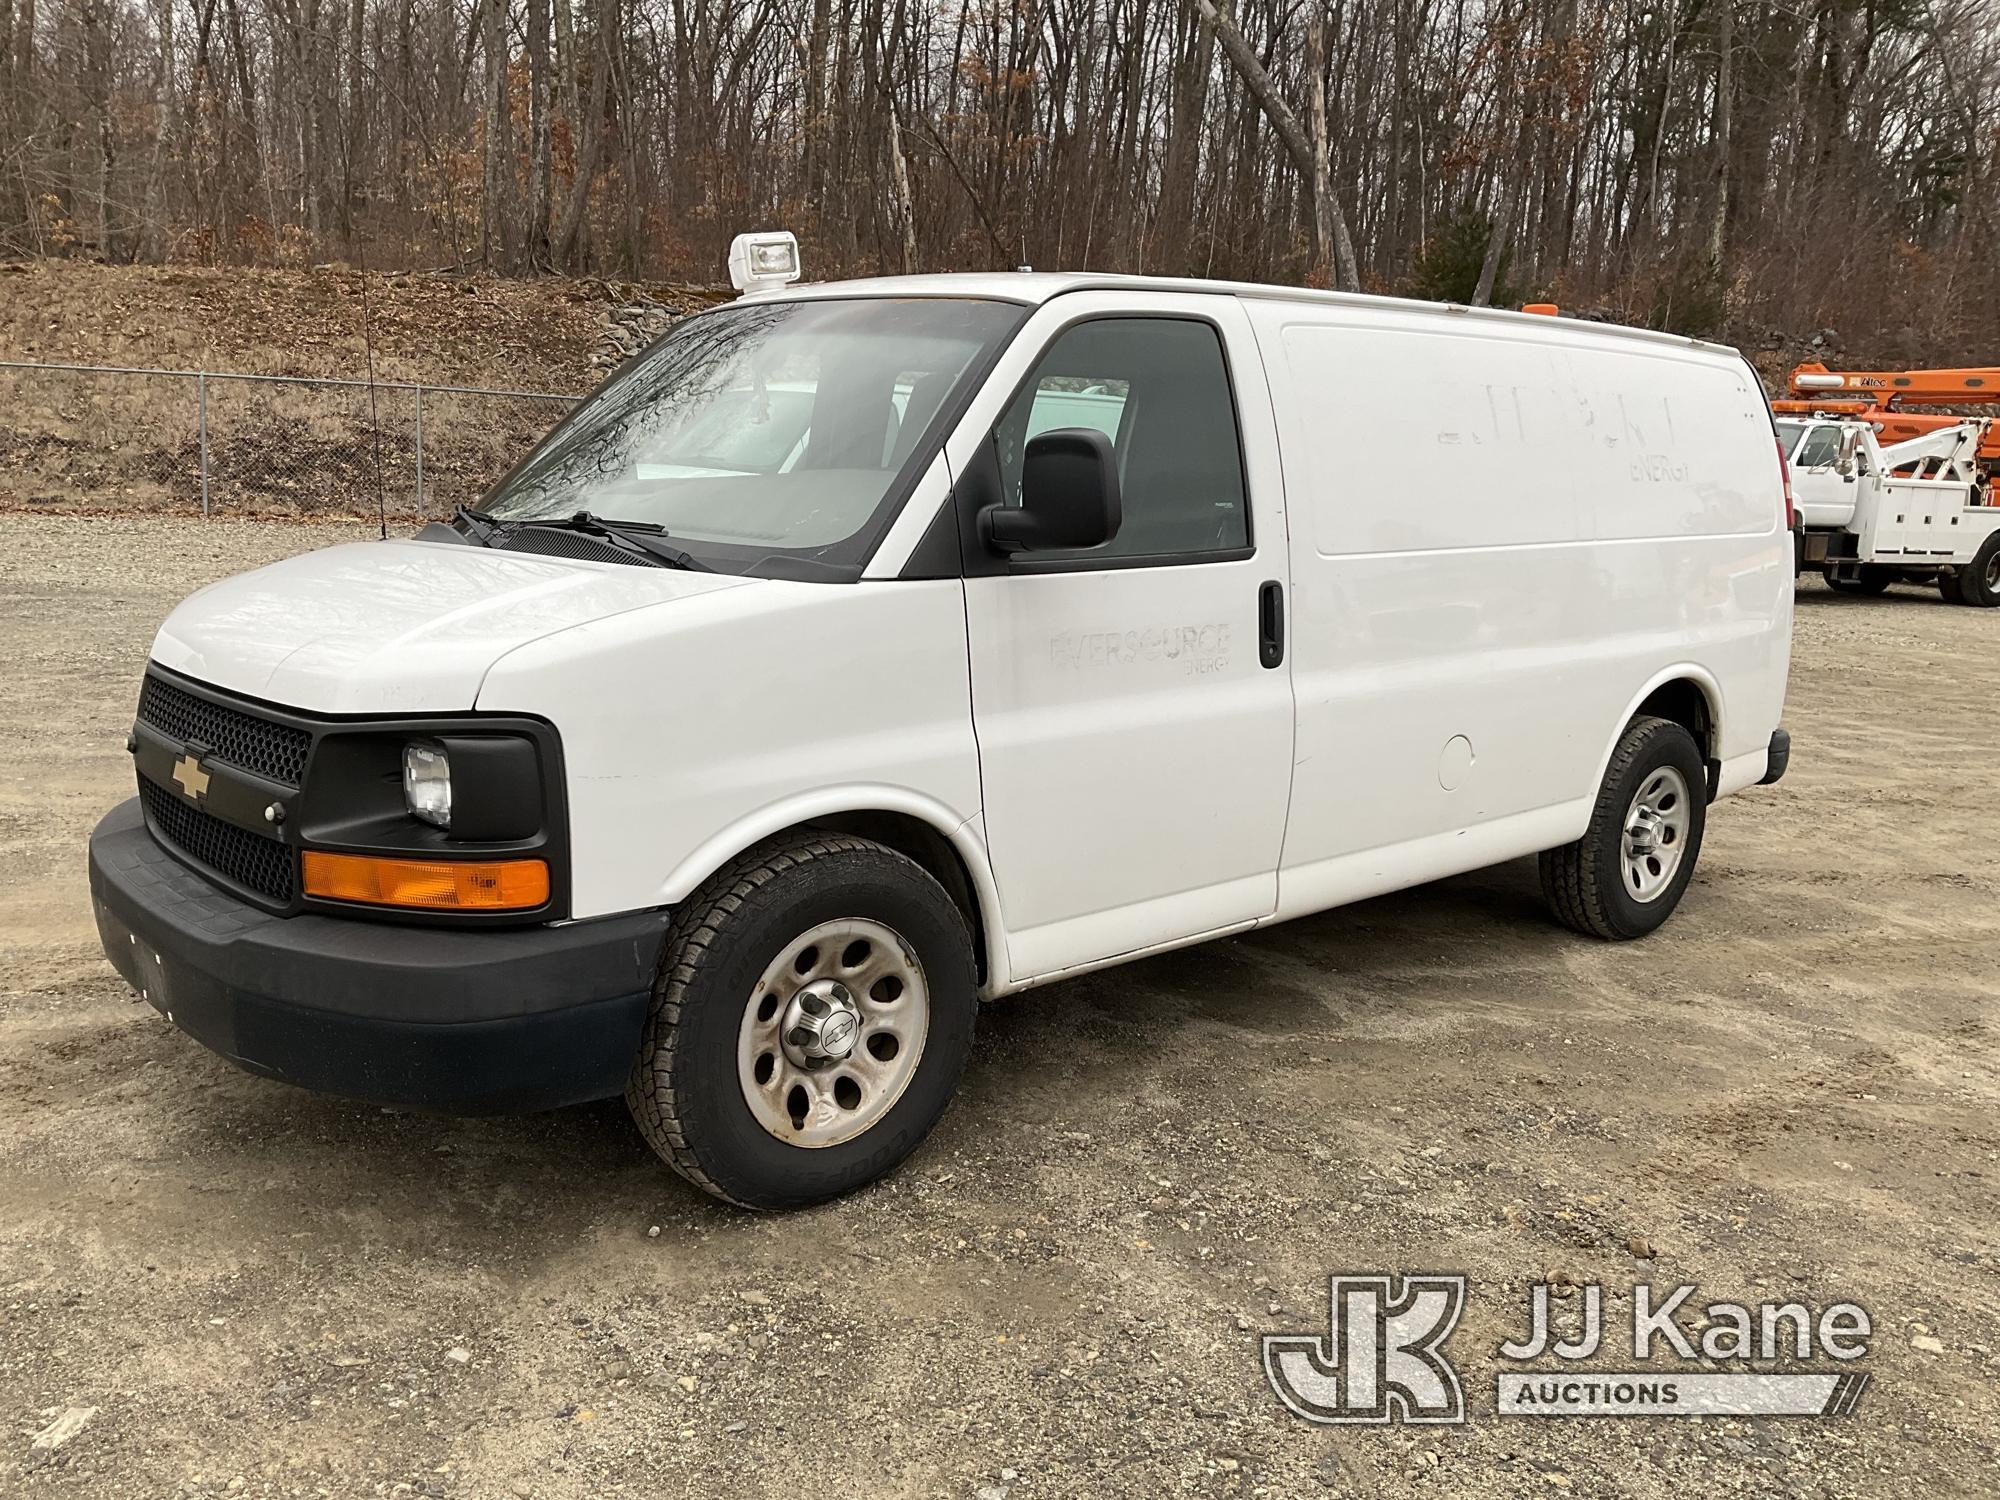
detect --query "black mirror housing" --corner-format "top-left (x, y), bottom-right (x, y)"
top-left (983, 427), bottom-right (1122, 553)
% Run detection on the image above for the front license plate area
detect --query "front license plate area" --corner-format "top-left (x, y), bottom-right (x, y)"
top-left (96, 898), bottom-right (176, 1020)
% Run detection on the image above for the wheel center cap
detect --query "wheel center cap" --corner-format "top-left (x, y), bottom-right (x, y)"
top-left (781, 980), bottom-right (861, 1068)
top-left (819, 1010), bottom-right (858, 1055)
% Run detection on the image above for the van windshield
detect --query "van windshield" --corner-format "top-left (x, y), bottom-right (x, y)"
top-left (476, 297), bottom-right (1023, 576)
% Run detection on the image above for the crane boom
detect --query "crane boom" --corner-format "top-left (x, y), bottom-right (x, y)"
top-left (1787, 364), bottom-right (2000, 402)
top-left (1781, 363), bottom-right (2000, 463)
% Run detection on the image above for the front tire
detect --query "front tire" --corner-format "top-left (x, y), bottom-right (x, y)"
top-left (1540, 716), bottom-right (1707, 940)
top-left (626, 833), bottom-right (977, 1209)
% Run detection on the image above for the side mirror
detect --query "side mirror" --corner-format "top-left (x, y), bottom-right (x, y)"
top-left (1837, 426), bottom-right (1862, 463)
top-left (982, 428), bottom-right (1121, 553)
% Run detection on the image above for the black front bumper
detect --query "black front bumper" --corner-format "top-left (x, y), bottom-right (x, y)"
top-left (88, 799), bottom-right (668, 1114)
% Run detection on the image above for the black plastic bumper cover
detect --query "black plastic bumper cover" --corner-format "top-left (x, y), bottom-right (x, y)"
top-left (88, 799), bottom-right (668, 1113)
top-left (1760, 728), bottom-right (1791, 786)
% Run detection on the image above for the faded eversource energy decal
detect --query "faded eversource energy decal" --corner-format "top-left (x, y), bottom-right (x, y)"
top-left (1049, 624), bottom-right (1233, 674)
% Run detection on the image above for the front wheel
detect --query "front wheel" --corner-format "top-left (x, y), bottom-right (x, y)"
top-left (1540, 716), bottom-right (1707, 940)
top-left (626, 833), bottom-right (977, 1209)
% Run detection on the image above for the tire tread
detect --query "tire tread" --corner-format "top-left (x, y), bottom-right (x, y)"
top-left (624, 832), bottom-right (965, 1209)
top-left (1539, 715), bottom-right (1690, 940)
top-left (1956, 533), bottom-right (2000, 607)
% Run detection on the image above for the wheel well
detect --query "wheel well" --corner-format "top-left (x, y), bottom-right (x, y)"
top-left (781, 811), bottom-right (989, 986)
top-left (1634, 678), bottom-right (1717, 791)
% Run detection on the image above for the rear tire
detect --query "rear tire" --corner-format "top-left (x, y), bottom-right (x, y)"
top-left (1824, 565), bottom-right (1894, 595)
top-left (1955, 533), bottom-right (2000, 607)
top-left (626, 833), bottom-right (977, 1210)
top-left (1540, 716), bottom-right (1707, 940)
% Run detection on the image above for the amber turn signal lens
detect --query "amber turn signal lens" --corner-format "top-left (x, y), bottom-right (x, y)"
top-left (302, 851), bottom-right (549, 911)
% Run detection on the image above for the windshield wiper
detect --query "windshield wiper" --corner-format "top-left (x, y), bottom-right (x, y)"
top-left (515, 511), bottom-right (713, 572)
top-left (453, 504), bottom-right (514, 547)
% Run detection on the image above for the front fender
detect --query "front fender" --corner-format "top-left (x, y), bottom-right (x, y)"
top-left (657, 791), bottom-right (1009, 997)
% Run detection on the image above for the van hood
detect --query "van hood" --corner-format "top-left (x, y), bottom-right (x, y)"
top-left (151, 538), bottom-right (750, 713)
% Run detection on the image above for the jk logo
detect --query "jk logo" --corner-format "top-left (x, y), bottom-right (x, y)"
top-left (1263, 1275), bottom-right (1467, 1425)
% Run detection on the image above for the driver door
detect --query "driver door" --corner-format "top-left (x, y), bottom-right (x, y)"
top-left (949, 294), bottom-right (1295, 983)
top-left (1790, 423), bottom-right (1860, 529)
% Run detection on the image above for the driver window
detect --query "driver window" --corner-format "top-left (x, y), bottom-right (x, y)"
top-left (992, 318), bottom-right (1249, 560)
top-left (1795, 427), bottom-right (1843, 468)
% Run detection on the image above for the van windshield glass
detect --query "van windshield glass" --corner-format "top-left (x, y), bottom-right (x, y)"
top-left (476, 297), bottom-right (1021, 576)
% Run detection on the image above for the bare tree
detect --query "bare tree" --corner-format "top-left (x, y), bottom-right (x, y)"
top-left (0, 0), bottom-right (1993, 351)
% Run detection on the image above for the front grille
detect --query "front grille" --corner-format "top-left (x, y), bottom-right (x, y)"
top-left (138, 673), bottom-right (312, 786)
top-left (139, 777), bottom-right (296, 903)
top-left (500, 529), bottom-right (654, 567)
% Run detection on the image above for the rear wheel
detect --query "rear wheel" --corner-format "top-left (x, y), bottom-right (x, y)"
top-left (626, 833), bottom-right (977, 1209)
top-left (1540, 716), bottom-right (1707, 940)
top-left (1824, 565), bottom-right (1894, 595)
top-left (1954, 533), bottom-right (2000, 607)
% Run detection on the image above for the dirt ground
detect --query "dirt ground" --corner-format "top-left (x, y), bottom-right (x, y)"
top-left (0, 516), bottom-right (1995, 1499)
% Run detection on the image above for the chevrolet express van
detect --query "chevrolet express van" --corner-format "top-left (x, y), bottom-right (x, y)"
top-left (89, 269), bottom-right (1793, 1208)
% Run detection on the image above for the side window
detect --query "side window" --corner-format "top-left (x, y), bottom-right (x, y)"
top-left (993, 318), bottom-right (1249, 560)
top-left (1795, 426), bottom-right (1842, 468)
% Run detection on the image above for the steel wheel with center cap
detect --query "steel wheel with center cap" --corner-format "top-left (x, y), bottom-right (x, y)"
top-left (1539, 714), bottom-right (1708, 940)
top-left (1620, 766), bottom-right (1692, 903)
top-left (627, 833), bottom-right (976, 1209)
top-left (738, 918), bottom-right (931, 1146)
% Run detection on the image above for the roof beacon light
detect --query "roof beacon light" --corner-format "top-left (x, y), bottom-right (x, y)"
top-left (728, 231), bottom-right (802, 295)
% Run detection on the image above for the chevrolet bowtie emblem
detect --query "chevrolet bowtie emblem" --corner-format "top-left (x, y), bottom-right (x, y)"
top-left (171, 753), bottom-right (211, 803)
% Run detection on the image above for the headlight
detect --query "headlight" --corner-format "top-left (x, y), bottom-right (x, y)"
top-left (402, 740), bottom-right (452, 828)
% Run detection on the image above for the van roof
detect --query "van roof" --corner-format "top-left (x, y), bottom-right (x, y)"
top-left (750, 271), bottom-right (1742, 359)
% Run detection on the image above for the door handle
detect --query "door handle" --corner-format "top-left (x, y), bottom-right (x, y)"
top-left (1258, 580), bottom-right (1285, 669)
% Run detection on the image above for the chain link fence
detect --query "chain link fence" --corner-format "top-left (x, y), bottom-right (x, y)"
top-left (0, 361), bottom-right (579, 518)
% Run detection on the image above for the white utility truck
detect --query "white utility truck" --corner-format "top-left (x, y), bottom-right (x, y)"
top-left (1780, 413), bottom-right (2000, 604)
top-left (89, 236), bottom-right (1794, 1208)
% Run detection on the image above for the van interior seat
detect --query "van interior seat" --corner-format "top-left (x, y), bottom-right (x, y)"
top-left (1110, 371), bottom-right (1246, 554)
top-left (890, 370), bottom-right (955, 467)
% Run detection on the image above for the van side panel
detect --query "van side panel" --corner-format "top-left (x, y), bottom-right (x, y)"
top-left (1247, 303), bottom-right (1791, 922)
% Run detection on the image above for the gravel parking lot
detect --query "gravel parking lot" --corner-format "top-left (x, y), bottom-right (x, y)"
top-left (2, 515), bottom-right (1995, 1498)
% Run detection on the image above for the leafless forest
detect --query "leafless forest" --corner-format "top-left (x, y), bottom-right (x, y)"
top-left (1, 0), bottom-right (1996, 352)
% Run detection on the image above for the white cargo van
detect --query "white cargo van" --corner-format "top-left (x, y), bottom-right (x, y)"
top-left (89, 268), bottom-right (1793, 1208)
